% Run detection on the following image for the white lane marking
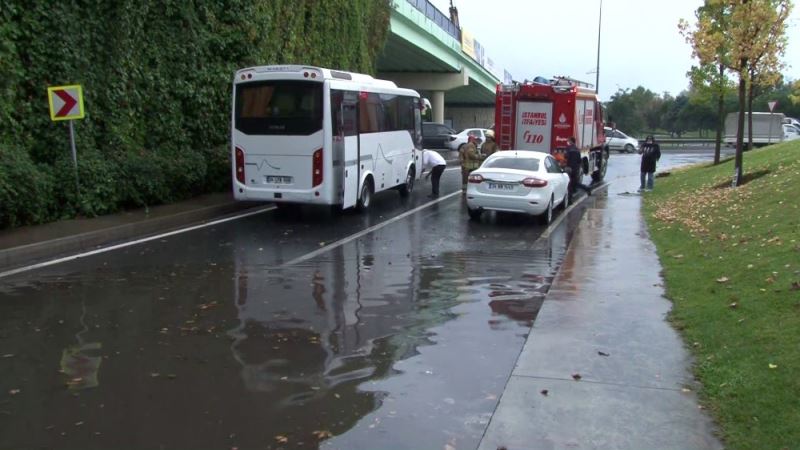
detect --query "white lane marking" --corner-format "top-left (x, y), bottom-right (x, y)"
top-left (444, 167), bottom-right (460, 172)
top-left (540, 181), bottom-right (610, 239)
top-left (0, 206), bottom-right (277, 280)
top-left (282, 191), bottom-right (462, 267)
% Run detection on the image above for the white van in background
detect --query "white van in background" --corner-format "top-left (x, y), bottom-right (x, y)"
top-left (724, 112), bottom-right (785, 146)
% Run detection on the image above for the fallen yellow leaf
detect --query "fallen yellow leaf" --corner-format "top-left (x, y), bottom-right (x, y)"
top-left (768, 363), bottom-right (777, 369)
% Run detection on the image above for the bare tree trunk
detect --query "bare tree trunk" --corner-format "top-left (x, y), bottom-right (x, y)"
top-left (734, 67), bottom-right (747, 187)
top-left (714, 63), bottom-right (724, 165)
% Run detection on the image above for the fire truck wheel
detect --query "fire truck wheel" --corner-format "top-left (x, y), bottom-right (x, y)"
top-left (539, 196), bottom-right (554, 225)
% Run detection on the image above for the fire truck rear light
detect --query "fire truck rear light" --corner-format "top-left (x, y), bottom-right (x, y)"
top-left (522, 177), bottom-right (548, 188)
top-left (235, 147), bottom-right (245, 184)
top-left (468, 174), bottom-right (484, 184)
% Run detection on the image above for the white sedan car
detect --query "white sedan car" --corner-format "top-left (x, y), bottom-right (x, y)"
top-left (447, 128), bottom-right (490, 151)
top-left (604, 127), bottom-right (639, 153)
top-left (465, 150), bottom-right (570, 224)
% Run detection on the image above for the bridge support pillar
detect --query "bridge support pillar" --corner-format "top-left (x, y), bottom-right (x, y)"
top-left (431, 91), bottom-right (445, 124)
top-left (378, 69), bottom-right (470, 124)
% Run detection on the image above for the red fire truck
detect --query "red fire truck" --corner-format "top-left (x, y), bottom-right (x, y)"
top-left (494, 77), bottom-right (609, 182)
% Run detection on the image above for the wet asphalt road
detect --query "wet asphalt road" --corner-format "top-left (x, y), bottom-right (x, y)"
top-left (0, 149), bottom-right (727, 450)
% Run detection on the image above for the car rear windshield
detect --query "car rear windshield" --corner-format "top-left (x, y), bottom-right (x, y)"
top-left (483, 156), bottom-right (540, 172)
top-left (235, 80), bottom-right (322, 135)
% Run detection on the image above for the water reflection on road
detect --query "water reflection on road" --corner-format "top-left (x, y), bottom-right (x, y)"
top-left (0, 198), bottom-right (572, 450)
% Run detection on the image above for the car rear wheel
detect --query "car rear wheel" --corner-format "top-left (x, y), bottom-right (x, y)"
top-left (539, 196), bottom-right (553, 225)
top-left (625, 144), bottom-right (635, 153)
top-left (561, 190), bottom-right (570, 210)
top-left (467, 207), bottom-right (482, 221)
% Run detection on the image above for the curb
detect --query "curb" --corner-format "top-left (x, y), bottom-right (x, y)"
top-left (0, 201), bottom-right (262, 274)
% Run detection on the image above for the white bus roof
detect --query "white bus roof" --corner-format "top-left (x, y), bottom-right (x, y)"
top-left (235, 65), bottom-right (399, 89)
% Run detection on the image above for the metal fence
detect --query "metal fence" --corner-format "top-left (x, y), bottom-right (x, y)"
top-left (406, 0), bottom-right (461, 40)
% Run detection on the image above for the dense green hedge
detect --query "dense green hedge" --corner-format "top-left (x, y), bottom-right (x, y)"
top-left (0, 0), bottom-right (391, 228)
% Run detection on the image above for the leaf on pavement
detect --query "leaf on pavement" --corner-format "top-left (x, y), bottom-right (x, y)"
top-left (571, 373), bottom-right (582, 381)
top-left (540, 389), bottom-right (549, 396)
top-left (598, 351), bottom-right (610, 357)
top-left (8, 389), bottom-right (20, 395)
top-left (312, 430), bottom-right (333, 439)
top-left (275, 435), bottom-right (289, 443)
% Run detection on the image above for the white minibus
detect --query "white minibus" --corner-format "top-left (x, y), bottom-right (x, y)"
top-left (232, 65), bottom-right (424, 210)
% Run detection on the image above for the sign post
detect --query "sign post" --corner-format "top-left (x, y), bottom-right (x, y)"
top-left (47, 85), bottom-right (85, 193)
top-left (767, 100), bottom-right (777, 145)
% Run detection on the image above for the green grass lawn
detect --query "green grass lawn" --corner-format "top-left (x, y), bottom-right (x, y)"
top-left (643, 141), bottom-right (800, 450)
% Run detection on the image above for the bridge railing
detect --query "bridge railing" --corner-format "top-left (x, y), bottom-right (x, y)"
top-left (406, 0), bottom-right (461, 40)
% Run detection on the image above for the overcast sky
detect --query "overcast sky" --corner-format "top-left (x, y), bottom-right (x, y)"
top-left (427, 0), bottom-right (800, 101)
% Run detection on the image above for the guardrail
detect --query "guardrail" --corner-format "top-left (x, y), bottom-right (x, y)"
top-left (636, 138), bottom-right (717, 147)
top-left (406, 0), bottom-right (461, 40)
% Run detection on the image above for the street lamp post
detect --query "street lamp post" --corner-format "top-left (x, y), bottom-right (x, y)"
top-left (595, 0), bottom-right (602, 93)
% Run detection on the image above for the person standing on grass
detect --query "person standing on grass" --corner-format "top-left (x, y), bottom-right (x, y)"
top-left (639, 135), bottom-right (661, 191)
top-left (565, 137), bottom-right (592, 197)
top-left (421, 149), bottom-right (447, 198)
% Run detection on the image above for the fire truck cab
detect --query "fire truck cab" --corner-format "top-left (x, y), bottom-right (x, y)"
top-left (494, 77), bottom-right (609, 183)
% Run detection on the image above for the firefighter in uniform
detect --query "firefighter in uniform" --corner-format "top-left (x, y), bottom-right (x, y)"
top-left (480, 130), bottom-right (498, 157)
top-left (460, 135), bottom-right (483, 191)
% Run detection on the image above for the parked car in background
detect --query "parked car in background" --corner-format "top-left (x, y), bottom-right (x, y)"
top-left (783, 124), bottom-right (800, 141)
top-left (465, 150), bottom-right (570, 225)
top-left (782, 117), bottom-right (800, 128)
top-left (423, 122), bottom-right (456, 149)
top-left (603, 127), bottom-right (639, 153)
top-left (447, 128), bottom-right (490, 151)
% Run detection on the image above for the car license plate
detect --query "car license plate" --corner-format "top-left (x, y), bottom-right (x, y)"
top-left (266, 176), bottom-right (292, 184)
top-left (488, 183), bottom-right (513, 191)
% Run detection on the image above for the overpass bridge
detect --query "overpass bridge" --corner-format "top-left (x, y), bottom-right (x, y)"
top-left (376, 0), bottom-right (505, 131)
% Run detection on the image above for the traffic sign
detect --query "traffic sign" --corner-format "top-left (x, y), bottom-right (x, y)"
top-left (768, 100), bottom-right (777, 112)
top-left (47, 85), bottom-right (84, 121)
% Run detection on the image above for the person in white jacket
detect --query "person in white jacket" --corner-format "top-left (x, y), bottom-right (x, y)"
top-left (421, 149), bottom-right (447, 198)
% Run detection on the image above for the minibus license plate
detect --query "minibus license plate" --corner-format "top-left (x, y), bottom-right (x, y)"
top-left (266, 176), bottom-right (293, 184)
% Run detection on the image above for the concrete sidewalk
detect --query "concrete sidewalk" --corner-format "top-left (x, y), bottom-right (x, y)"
top-left (478, 176), bottom-right (723, 449)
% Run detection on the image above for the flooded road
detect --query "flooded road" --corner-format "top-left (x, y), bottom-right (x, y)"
top-left (0, 150), bottom-right (722, 449)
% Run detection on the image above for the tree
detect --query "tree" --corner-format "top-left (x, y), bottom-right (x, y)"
top-left (731, 0), bottom-right (791, 185)
top-left (790, 79), bottom-right (800, 105)
top-left (683, 0), bottom-right (793, 186)
top-left (744, 1), bottom-right (790, 150)
top-left (680, 1), bottom-right (732, 164)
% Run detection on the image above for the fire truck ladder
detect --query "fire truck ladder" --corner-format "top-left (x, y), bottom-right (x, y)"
top-left (499, 89), bottom-right (514, 149)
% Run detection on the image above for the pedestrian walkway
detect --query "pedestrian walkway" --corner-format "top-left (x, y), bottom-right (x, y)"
top-left (478, 175), bottom-right (723, 450)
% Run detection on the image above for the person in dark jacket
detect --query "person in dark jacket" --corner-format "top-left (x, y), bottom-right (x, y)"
top-left (565, 137), bottom-right (592, 197)
top-left (639, 135), bottom-right (661, 191)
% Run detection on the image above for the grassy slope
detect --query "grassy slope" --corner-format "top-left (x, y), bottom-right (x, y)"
top-left (643, 141), bottom-right (800, 450)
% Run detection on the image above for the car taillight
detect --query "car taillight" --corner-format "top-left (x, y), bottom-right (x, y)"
top-left (522, 177), bottom-right (548, 188)
top-left (312, 148), bottom-right (323, 187)
top-left (235, 147), bottom-right (245, 183)
top-left (468, 174), bottom-right (484, 184)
